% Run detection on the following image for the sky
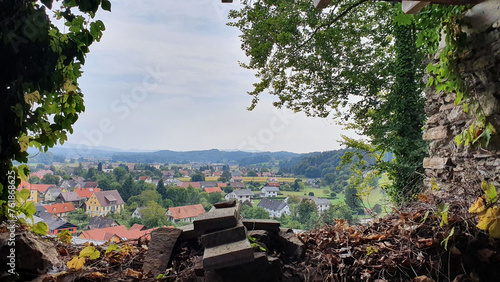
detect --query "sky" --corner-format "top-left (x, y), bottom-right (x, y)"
top-left (63, 0), bottom-right (358, 154)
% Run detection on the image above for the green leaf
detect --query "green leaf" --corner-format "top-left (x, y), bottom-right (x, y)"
top-left (19, 189), bottom-right (31, 201)
top-left (32, 222), bottom-right (49, 235)
top-left (24, 201), bottom-right (36, 217)
top-left (440, 227), bottom-right (454, 251)
top-left (18, 165), bottom-right (30, 181)
top-left (394, 13), bottom-right (412, 26)
top-left (105, 244), bottom-right (119, 253)
top-left (481, 180), bottom-right (497, 203)
top-left (80, 246), bottom-right (97, 258)
top-left (101, 0), bottom-right (111, 11)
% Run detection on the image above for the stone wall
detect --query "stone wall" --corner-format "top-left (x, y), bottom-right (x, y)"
top-left (423, 0), bottom-right (500, 201)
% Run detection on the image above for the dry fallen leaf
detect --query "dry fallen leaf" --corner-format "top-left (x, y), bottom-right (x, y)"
top-left (469, 197), bottom-right (486, 214)
top-left (125, 268), bottom-right (142, 279)
top-left (413, 275), bottom-right (435, 282)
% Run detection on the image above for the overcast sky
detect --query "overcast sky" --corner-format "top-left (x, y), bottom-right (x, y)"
top-left (64, 0), bottom-right (357, 154)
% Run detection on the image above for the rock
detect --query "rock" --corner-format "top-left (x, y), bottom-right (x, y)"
top-left (213, 198), bottom-right (237, 208)
top-left (423, 157), bottom-right (452, 169)
top-left (242, 219), bottom-right (280, 232)
top-left (0, 231), bottom-right (61, 280)
top-left (142, 227), bottom-right (182, 278)
top-left (423, 126), bottom-right (449, 141)
top-left (248, 230), bottom-right (274, 251)
top-left (194, 203), bottom-right (240, 233)
top-left (201, 220), bottom-right (247, 248)
top-left (278, 229), bottom-right (305, 260)
top-left (204, 252), bottom-right (280, 282)
top-left (203, 238), bottom-right (254, 270)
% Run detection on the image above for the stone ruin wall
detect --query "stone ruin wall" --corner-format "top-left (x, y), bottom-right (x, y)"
top-left (423, 1), bottom-right (500, 201)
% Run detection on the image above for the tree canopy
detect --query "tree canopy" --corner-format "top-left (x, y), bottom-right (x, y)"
top-left (0, 0), bottom-right (110, 218)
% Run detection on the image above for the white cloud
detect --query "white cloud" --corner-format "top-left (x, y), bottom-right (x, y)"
top-left (65, 0), bottom-right (356, 154)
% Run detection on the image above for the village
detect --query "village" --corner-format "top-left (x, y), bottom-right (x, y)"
top-left (16, 159), bottom-right (364, 245)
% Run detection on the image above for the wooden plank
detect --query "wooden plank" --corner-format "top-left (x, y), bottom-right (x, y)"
top-left (402, 1), bottom-right (430, 14)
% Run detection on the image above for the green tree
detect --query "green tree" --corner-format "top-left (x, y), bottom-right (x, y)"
top-left (97, 163), bottom-right (103, 172)
top-left (247, 170), bottom-right (258, 177)
top-left (40, 174), bottom-right (60, 185)
top-left (119, 175), bottom-right (134, 202)
top-left (157, 179), bottom-right (167, 199)
top-left (191, 172), bottom-right (205, 182)
top-left (241, 205), bottom-right (269, 219)
top-left (298, 198), bottom-right (317, 225)
top-left (113, 166), bottom-right (128, 182)
top-left (140, 201), bottom-right (169, 229)
top-left (344, 185), bottom-right (364, 215)
top-left (29, 176), bottom-right (40, 184)
top-left (73, 163), bottom-right (85, 177)
top-left (166, 186), bottom-right (188, 207)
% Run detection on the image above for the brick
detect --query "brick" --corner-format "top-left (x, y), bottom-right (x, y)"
top-left (242, 219), bottom-right (280, 232)
top-left (423, 157), bottom-right (452, 169)
top-left (194, 203), bottom-right (241, 233)
top-left (423, 126), bottom-right (449, 140)
top-left (201, 220), bottom-right (247, 248)
top-left (203, 239), bottom-right (254, 270)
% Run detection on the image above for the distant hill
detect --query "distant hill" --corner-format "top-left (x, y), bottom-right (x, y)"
top-left (111, 149), bottom-right (301, 164)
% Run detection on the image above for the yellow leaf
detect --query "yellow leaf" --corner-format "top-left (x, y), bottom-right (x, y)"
top-left (477, 207), bottom-right (500, 231)
top-left (469, 197), bottom-right (486, 214)
top-left (24, 90), bottom-right (41, 105)
top-left (430, 178), bottom-right (439, 191)
top-left (488, 218), bottom-right (500, 239)
top-left (19, 135), bottom-right (29, 152)
top-left (79, 246), bottom-right (96, 258)
top-left (67, 256), bottom-right (85, 270)
top-left (63, 79), bottom-right (77, 93)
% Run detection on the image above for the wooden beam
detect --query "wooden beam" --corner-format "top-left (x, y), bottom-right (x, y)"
top-left (402, 1), bottom-right (430, 14)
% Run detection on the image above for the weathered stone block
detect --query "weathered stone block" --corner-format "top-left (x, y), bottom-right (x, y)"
top-left (204, 252), bottom-right (280, 282)
top-left (194, 203), bottom-right (240, 233)
top-left (203, 239), bottom-right (254, 270)
top-left (201, 220), bottom-right (247, 248)
top-left (423, 126), bottom-right (449, 140)
top-left (143, 227), bottom-right (182, 278)
top-left (242, 219), bottom-right (280, 232)
top-left (278, 229), bottom-right (305, 260)
top-left (214, 198), bottom-right (237, 208)
top-left (423, 157), bottom-right (452, 169)
top-left (178, 224), bottom-right (199, 241)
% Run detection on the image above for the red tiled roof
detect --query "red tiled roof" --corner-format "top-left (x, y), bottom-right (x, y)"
top-left (139, 176), bottom-right (150, 180)
top-left (18, 180), bottom-right (54, 193)
top-left (83, 181), bottom-right (98, 188)
top-left (177, 182), bottom-right (201, 188)
top-left (44, 202), bottom-right (75, 214)
top-left (74, 188), bottom-right (101, 198)
top-left (204, 187), bottom-right (222, 193)
top-left (267, 182), bottom-right (280, 187)
top-left (80, 225), bottom-right (154, 241)
top-left (129, 224), bottom-right (145, 231)
top-left (168, 204), bottom-right (205, 220)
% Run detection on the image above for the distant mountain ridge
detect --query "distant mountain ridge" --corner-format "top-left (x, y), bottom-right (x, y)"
top-left (111, 149), bottom-right (301, 164)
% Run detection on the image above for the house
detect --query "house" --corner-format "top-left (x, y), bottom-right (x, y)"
top-left (131, 207), bottom-right (146, 219)
top-left (225, 189), bottom-right (253, 203)
top-left (74, 187), bottom-right (101, 201)
top-left (203, 187), bottom-right (223, 194)
top-left (213, 171), bottom-right (221, 177)
top-left (57, 191), bottom-right (82, 205)
top-left (176, 182), bottom-right (201, 189)
top-left (85, 216), bottom-right (120, 230)
top-left (229, 181), bottom-right (245, 189)
top-left (138, 176), bottom-right (152, 183)
top-left (166, 204), bottom-right (206, 223)
top-left (257, 198), bottom-right (290, 218)
top-left (231, 176), bottom-right (244, 182)
top-left (43, 202), bottom-right (75, 217)
top-left (83, 181), bottom-right (99, 189)
top-left (17, 180), bottom-right (39, 203)
top-left (231, 171), bottom-right (241, 177)
top-left (80, 225), bottom-right (155, 242)
top-left (22, 211), bottom-right (77, 235)
top-left (85, 190), bottom-right (125, 217)
top-left (266, 182), bottom-right (280, 188)
top-left (297, 196), bottom-right (331, 214)
top-left (44, 187), bottom-right (63, 202)
top-left (261, 186), bottom-right (279, 197)
top-left (30, 169), bottom-right (54, 180)
top-left (199, 181), bottom-right (219, 188)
